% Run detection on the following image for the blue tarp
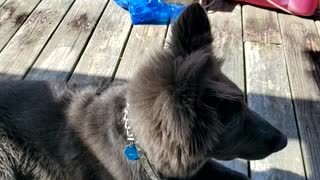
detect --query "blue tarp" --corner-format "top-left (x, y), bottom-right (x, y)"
top-left (114, 0), bottom-right (186, 24)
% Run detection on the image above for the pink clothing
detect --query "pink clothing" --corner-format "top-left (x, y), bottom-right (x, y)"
top-left (233, 0), bottom-right (318, 16)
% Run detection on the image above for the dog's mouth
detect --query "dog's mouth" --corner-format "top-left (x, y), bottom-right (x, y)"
top-left (213, 153), bottom-right (270, 161)
top-left (211, 153), bottom-right (238, 161)
top-left (211, 150), bottom-right (274, 161)
top-left (237, 153), bottom-right (271, 160)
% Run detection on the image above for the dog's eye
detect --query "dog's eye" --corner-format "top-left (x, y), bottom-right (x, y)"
top-left (217, 99), bottom-right (244, 125)
top-left (226, 119), bottom-right (240, 127)
top-left (221, 99), bottom-right (244, 113)
top-left (231, 100), bottom-right (244, 112)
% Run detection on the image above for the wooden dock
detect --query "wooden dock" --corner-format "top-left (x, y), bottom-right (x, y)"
top-left (0, 0), bottom-right (319, 179)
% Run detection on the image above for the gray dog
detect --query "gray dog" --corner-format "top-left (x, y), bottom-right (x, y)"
top-left (0, 4), bottom-right (287, 180)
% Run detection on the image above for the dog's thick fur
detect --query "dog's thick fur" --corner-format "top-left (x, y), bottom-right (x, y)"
top-left (0, 4), bottom-right (287, 180)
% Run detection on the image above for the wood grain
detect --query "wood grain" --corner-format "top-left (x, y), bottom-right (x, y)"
top-left (0, 0), bottom-right (74, 80)
top-left (208, 1), bottom-right (244, 90)
top-left (0, 0), bottom-right (7, 7)
top-left (208, 1), bottom-right (247, 175)
top-left (25, 0), bottom-right (108, 81)
top-left (315, 19), bottom-right (320, 36)
top-left (0, 0), bottom-right (41, 51)
top-left (70, 0), bottom-right (132, 84)
top-left (279, 14), bottom-right (320, 180)
top-left (245, 42), bottom-right (305, 180)
top-left (164, 24), bottom-right (171, 49)
top-left (114, 24), bottom-right (167, 80)
top-left (243, 5), bottom-right (281, 44)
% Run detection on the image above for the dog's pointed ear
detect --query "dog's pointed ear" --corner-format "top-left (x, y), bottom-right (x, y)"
top-left (170, 3), bottom-right (213, 55)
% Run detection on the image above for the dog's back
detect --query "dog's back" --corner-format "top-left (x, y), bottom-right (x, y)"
top-left (0, 81), bottom-right (125, 180)
top-left (0, 81), bottom-right (72, 136)
top-left (0, 81), bottom-right (78, 179)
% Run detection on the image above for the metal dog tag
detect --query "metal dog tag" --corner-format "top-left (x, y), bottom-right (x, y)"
top-left (124, 144), bottom-right (139, 161)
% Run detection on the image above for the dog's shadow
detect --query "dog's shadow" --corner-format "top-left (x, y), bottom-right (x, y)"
top-left (251, 168), bottom-right (305, 179)
top-left (1, 68), bottom-right (317, 179)
top-left (305, 50), bottom-right (320, 92)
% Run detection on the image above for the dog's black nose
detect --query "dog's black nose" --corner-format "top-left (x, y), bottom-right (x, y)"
top-left (269, 134), bottom-right (288, 152)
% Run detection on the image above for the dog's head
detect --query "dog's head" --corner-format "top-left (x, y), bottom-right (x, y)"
top-left (128, 3), bottom-right (287, 178)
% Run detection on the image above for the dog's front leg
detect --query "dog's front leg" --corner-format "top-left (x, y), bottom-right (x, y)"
top-left (188, 160), bottom-right (250, 180)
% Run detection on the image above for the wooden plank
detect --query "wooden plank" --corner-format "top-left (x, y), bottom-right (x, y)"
top-left (25, 0), bottom-right (108, 81)
top-left (0, 0), bottom-right (6, 7)
top-left (279, 14), bottom-right (320, 180)
top-left (245, 42), bottom-right (305, 180)
top-left (0, 0), bottom-right (74, 80)
top-left (314, 22), bottom-right (320, 92)
top-left (0, 0), bottom-right (41, 51)
top-left (69, 0), bottom-right (132, 84)
top-left (208, 2), bottom-right (244, 91)
top-left (243, 5), bottom-right (281, 44)
top-left (114, 24), bottom-right (167, 80)
top-left (208, 1), bottom-right (247, 175)
top-left (316, 19), bottom-right (320, 35)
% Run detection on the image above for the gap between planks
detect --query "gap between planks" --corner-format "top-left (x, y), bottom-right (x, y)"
top-left (245, 41), bottom-right (305, 180)
top-left (208, 0), bottom-right (248, 176)
top-left (25, 0), bottom-right (109, 81)
top-left (114, 24), bottom-right (168, 81)
top-left (279, 14), bottom-right (320, 180)
top-left (0, 0), bottom-right (42, 52)
top-left (69, 0), bottom-right (132, 84)
top-left (242, 4), bottom-right (306, 179)
top-left (0, 0), bottom-right (7, 7)
top-left (0, 0), bottom-right (75, 80)
top-left (242, 5), bottom-right (282, 45)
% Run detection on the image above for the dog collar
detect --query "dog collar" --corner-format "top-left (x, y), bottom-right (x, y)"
top-left (123, 103), bottom-right (161, 180)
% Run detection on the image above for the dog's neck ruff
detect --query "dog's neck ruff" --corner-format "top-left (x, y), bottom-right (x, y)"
top-left (123, 103), bottom-right (161, 180)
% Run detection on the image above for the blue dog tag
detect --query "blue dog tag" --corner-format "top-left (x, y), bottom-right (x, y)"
top-left (124, 144), bottom-right (139, 161)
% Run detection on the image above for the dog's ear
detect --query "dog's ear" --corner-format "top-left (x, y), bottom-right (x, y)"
top-left (170, 3), bottom-right (213, 55)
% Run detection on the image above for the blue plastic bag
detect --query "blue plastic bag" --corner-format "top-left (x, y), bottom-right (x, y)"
top-left (114, 0), bottom-right (186, 24)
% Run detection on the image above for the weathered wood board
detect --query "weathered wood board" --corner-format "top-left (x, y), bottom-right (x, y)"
top-left (0, 0), bottom-right (74, 80)
top-left (279, 14), bottom-right (320, 180)
top-left (315, 19), bottom-right (320, 38)
top-left (25, 0), bottom-right (109, 81)
top-left (208, 1), bottom-right (244, 91)
top-left (245, 42), bottom-right (305, 180)
top-left (0, 0), bottom-right (41, 51)
top-left (70, 0), bottom-right (132, 84)
top-left (243, 5), bottom-right (281, 44)
top-left (0, 0), bottom-right (317, 179)
top-left (114, 24), bottom-right (167, 80)
top-left (314, 20), bottom-right (320, 92)
top-left (164, 24), bottom-right (171, 49)
top-left (208, 1), bottom-right (247, 175)
top-left (0, 0), bottom-right (7, 7)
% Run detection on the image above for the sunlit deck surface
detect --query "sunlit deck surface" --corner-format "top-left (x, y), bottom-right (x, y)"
top-left (0, 0), bottom-right (319, 179)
